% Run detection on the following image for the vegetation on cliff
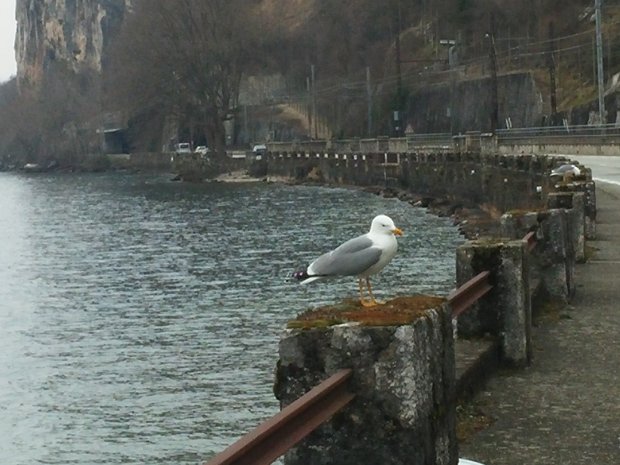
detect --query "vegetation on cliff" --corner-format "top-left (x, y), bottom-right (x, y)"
top-left (1, 0), bottom-right (620, 167)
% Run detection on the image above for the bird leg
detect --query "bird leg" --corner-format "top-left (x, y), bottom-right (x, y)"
top-left (358, 278), bottom-right (376, 307)
top-left (365, 277), bottom-right (383, 306)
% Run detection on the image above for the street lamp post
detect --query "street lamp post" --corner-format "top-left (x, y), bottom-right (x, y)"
top-left (595, 0), bottom-right (606, 124)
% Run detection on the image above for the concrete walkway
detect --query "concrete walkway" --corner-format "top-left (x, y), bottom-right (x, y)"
top-left (459, 182), bottom-right (620, 465)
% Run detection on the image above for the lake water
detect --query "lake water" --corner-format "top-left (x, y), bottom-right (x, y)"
top-left (0, 172), bottom-right (463, 464)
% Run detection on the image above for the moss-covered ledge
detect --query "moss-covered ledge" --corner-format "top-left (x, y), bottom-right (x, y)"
top-left (286, 294), bottom-right (446, 329)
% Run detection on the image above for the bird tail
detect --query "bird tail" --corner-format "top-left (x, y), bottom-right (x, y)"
top-left (292, 270), bottom-right (322, 285)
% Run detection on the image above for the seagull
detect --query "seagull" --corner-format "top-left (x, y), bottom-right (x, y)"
top-left (550, 164), bottom-right (581, 182)
top-left (293, 215), bottom-right (403, 307)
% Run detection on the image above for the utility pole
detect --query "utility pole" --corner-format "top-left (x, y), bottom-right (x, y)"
top-left (486, 27), bottom-right (499, 134)
top-left (244, 105), bottom-right (249, 144)
top-left (306, 76), bottom-right (312, 139)
top-left (594, 0), bottom-right (606, 124)
top-left (548, 21), bottom-right (558, 122)
top-left (440, 39), bottom-right (457, 133)
top-left (395, 23), bottom-right (403, 103)
top-left (366, 67), bottom-right (373, 136)
top-left (311, 64), bottom-right (317, 139)
top-left (394, 0), bottom-right (403, 136)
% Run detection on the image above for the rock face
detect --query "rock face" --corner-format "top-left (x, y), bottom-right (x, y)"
top-left (15, 0), bottom-right (130, 85)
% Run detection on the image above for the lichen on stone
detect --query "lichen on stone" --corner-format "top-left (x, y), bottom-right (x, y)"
top-left (287, 295), bottom-right (446, 328)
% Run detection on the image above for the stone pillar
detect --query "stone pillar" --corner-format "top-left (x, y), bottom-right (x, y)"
top-left (547, 192), bottom-right (586, 263)
top-left (583, 181), bottom-right (597, 240)
top-left (275, 304), bottom-right (458, 465)
top-left (498, 242), bottom-right (532, 365)
top-left (538, 209), bottom-right (573, 301)
top-left (456, 239), bottom-right (531, 366)
top-left (500, 211), bottom-right (540, 239)
top-left (554, 181), bottom-right (596, 239)
top-left (571, 192), bottom-right (586, 262)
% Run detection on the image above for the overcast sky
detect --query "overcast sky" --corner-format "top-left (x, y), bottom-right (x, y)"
top-left (0, 1), bottom-right (17, 83)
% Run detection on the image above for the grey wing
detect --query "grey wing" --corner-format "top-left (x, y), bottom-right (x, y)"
top-left (308, 235), bottom-right (381, 277)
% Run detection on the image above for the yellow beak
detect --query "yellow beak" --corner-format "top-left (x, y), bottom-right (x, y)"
top-left (392, 227), bottom-right (403, 236)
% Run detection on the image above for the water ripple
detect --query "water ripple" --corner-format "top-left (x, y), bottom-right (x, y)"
top-left (0, 172), bottom-right (463, 464)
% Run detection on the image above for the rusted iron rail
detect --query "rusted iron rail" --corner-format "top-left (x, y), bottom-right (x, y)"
top-left (204, 369), bottom-right (354, 465)
top-left (522, 230), bottom-right (537, 252)
top-left (448, 271), bottom-right (493, 319)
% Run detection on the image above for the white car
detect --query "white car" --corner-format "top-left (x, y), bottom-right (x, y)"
top-left (195, 145), bottom-right (209, 155)
top-left (252, 144), bottom-right (267, 155)
top-left (175, 142), bottom-right (192, 155)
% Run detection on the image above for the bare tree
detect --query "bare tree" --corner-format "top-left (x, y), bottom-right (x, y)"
top-left (108, 0), bottom-right (268, 156)
top-left (0, 61), bottom-right (101, 166)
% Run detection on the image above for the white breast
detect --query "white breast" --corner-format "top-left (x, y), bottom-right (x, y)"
top-left (358, 234), bottom-right (398, 277)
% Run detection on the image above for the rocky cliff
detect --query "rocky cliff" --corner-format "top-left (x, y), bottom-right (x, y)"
top-left (15, 0), bottom-right (130, 85)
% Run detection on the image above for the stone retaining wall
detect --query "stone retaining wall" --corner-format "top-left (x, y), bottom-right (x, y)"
top-left (265, 150), bottom-right (571, 212)
top-left (270, 147), bottom-right (593, 464)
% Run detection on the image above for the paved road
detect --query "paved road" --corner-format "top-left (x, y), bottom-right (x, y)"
top-left (459, 180), bottom-right (620, 465)
top-left (559, 155), bottom-right (620, 185)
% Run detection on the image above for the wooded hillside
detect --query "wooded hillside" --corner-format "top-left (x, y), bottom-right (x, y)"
top-left (2, 0), bottom-right (620, 165)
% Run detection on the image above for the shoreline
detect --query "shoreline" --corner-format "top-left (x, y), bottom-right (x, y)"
top-left (210, 168), bottom-right (499, 240)
top-left (211, 169), bottom-right (292, 184)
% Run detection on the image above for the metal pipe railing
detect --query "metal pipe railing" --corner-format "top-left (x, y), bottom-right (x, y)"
top-left (204, 369), bottom-right (354, 465)
top-left (448, 271), bottom-right (493, 319)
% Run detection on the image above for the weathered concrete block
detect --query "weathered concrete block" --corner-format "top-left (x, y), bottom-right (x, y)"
top-left (498, 242), bottom-right (532, 365)
top-left (500, 211), bottom-right (545, 307)
top-left (548, 192), bottom-right (586, 263)
top-left (456, 242), bottom-right (502, 338)
top-left (275, 303), bottom-right (457, 465)
top-left (455, 240), bottom-right (531, 366)
top-left (554, 181), bottom-right (596, 240)
top-left (570, 192), bottom-right (586, 263)
top-left (500, 211), bottom-right (540, 238)
top-left (583, 181), bottom-right (597, 240)
top-left (538, 209), bottom-right (573, 301)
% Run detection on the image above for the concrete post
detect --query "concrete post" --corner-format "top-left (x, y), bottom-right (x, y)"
top-left (500, 211), bottom-right (540, 239)
top-left (571, 192), bottom-right (586, 262)
top-left (554, 180), bottom-right (596, 240)
top-left (583, 181), bottom-right (597, 240)
top-left (275, 303), bottom-right (458, 465)
top-left (539, 209), bottom-right (574, 301)
top-left (455, 239), bottom-right (531, 366)
top-left (547, 192), bottom-right (586, 263)
top-left (498, 242), bottom-right (532, 365)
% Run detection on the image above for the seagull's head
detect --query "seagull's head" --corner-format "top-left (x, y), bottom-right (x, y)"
top-left (370, 215), bottom-right (403, 236)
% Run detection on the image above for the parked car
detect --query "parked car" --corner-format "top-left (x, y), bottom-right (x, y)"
top-left (252, 144), bottom-right (267, 155)
top-left (175, 142), bottom-right (192, 155)
top-left (195, 145), bottom-right (209, 155)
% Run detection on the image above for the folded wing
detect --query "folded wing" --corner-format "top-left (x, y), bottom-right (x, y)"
top-left (308, 236), bottom-right (382, 277)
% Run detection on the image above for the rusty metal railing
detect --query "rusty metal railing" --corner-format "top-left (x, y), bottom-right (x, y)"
top-left (522, 230), bottom-right (537, 252)
top-left (447, 271), bottom-right (493, 319)
top-left (204, 369), bottom-right (354, 465)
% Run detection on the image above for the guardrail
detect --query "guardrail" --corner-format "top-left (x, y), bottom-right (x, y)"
top-left (204, 369), bottom-right (354, 465)
top-left (447, 271), bottom-right (493, 319)
top-left (496, 123), bottom-right (620, 142)
top-left (266, 123), bottom-right (620, 155)
top-left (522, 231), bottom-right (537, 252)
